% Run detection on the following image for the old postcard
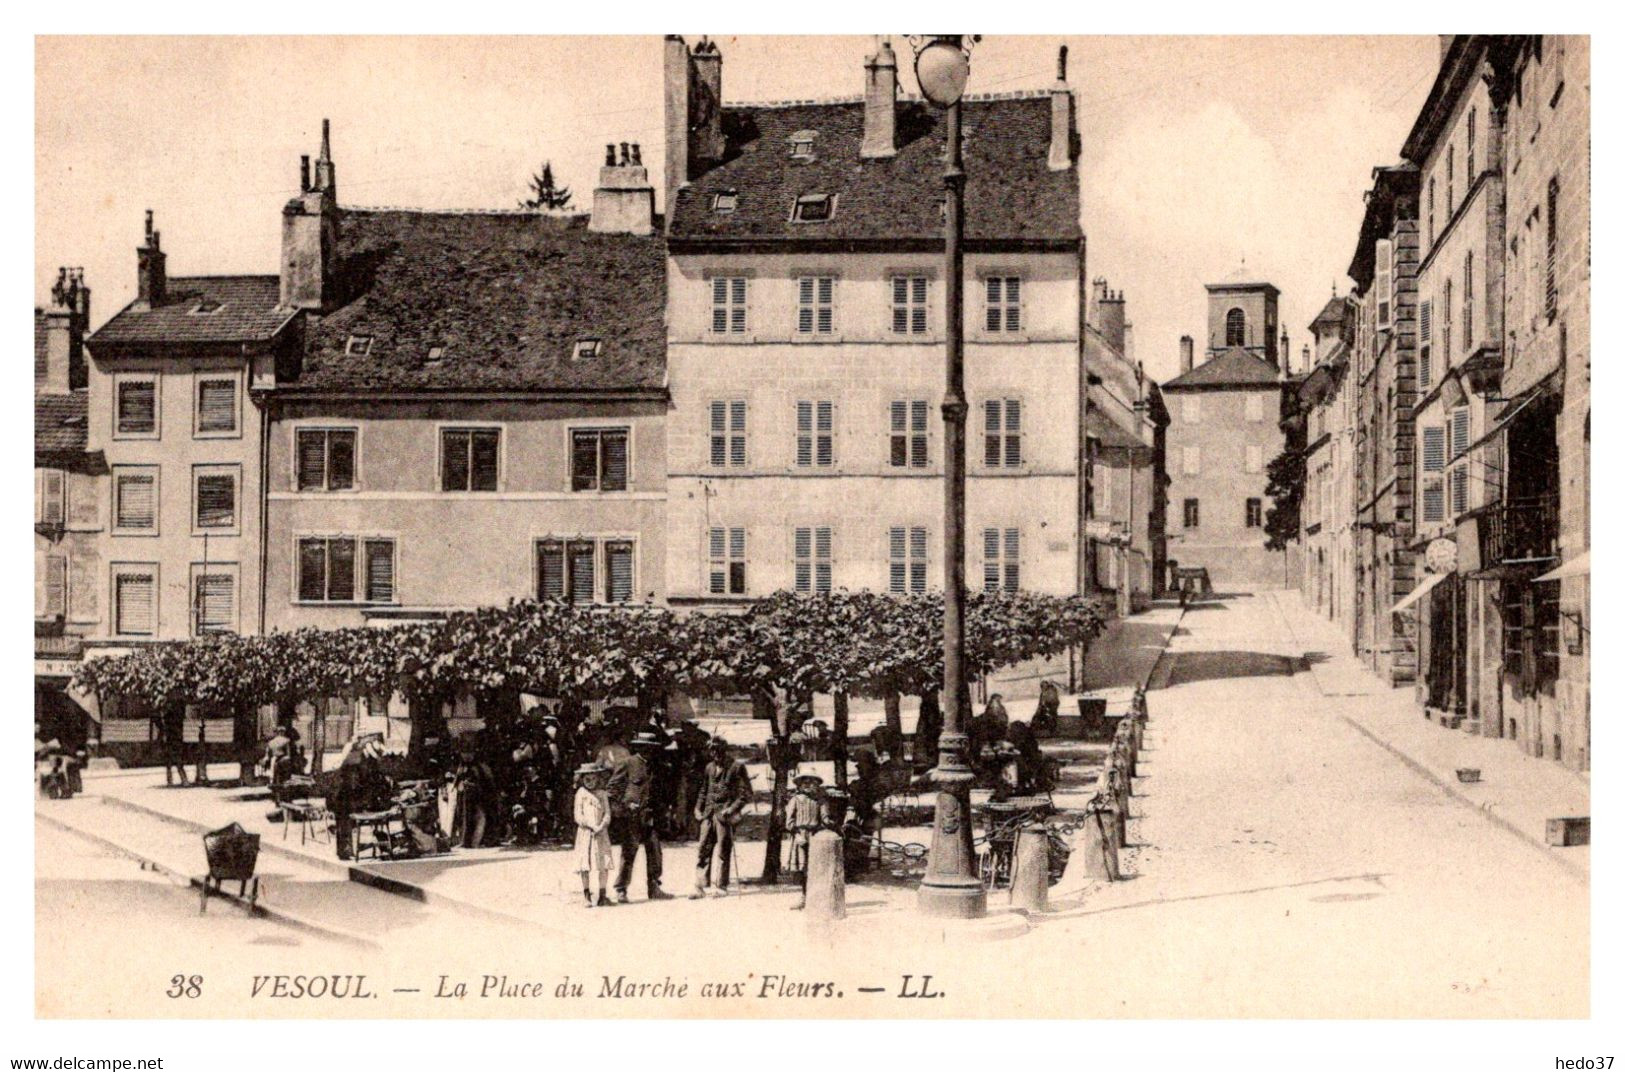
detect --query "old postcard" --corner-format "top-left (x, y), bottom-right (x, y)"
top-left (30, 33), bottom-right (1589, 1026)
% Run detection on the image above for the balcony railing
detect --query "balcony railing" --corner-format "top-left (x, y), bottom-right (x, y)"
top-left (1477, 495), bottom-right (1559, 568)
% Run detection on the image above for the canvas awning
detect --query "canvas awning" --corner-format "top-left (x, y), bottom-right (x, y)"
top-left (1391, 570), bottom-right (1449, 614)
top-left (1533, 550), bottom-right (1588, 583)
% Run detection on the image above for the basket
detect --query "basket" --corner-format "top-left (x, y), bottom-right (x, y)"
top-left (202, 822), bottom-right (261, 882)
top-left (1454, 768), bottom-right (1482, 784)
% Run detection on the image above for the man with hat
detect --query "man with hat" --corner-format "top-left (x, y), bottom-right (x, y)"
top-left (609, 731), bottom-right (671, 902)
top-left (691, 737), bottom-right (751, 898)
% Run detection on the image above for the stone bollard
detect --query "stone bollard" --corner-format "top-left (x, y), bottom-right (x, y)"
top-left (804, 829), bottom-right (846, 922)
top-left (1009, 825), bottom-right (1050, 911)
top-left (1078, 801), bottom-right (1120, 880)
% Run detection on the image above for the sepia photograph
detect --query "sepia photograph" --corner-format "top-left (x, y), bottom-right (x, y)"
top-left (23, 26), bottom-right (1594, 1045)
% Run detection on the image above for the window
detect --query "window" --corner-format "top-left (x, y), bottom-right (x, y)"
top-left (363, 539), bottom-right (396, 604)
top-left (1441, 278), bottom-right (1453, 364)
top-left (1375, 239), bottom-right (1393, 329)
top-left (889, 525), bottom-right (928, 594)
top-left (1419, 299), bottom-right (1433, 387)
top-left (891, 275), bottom-right (929, 335)
top-left (793, 526), bottom-right (833, 595)
top-left (983, 527), bottom-right (1020, 593)
top-left (192, 571), bottom-right (235, 636)
top-left (35, 469), bottom-right (65, 526)
top-left (41, 554), bottom-right (67, 618)
top-left (791, 194), bottom-right (835, 223)
top-left (1245, 498), bottom-right (1263, 528)
top-left (1463, 252), bottom-right (1474, 351)
top-left (537, 538), bottom-right (628, 605)
top-left (795, 401), bottom-right (835, 468)
top-left (789, 131), bottom-right (816, 159)
top-left (296, 428), bottom-right (356, 491)
top-left (1466, 107), bottom-right (1477, 183)
top-left (1446, 143), bottom-right (1454, 216)
top-left (1183, 498), bottom-right (1199, 529)
top-left (1225, 308), bottom-right (1246, 347)
top-left (1245, 394), bottom-right (1264, 423)
top-left (440, 427), bottom-right (500, 491)
top-left (605, 541), bottom-right (635, 603)
top-left (1182, 396), bottom-right (1201, 424)
top-left (983, 398), bottom-right (1022, 468)
top-left (116, 379), bottom-right (157, 437)
top-left (711, 276), bottom-right (748, 334)
top-left (195, 378), bottom-right (237, 435)
top-left (1447, 406), bottom-right (1471, 517)
top-left (711, 190), bottom-right (738, 214)
top-left (570, 428), bottom-right (630, 492)
top-left (346, 335), bottom-right (373, 356)
top-left (426, 345), bottom-right (446, 364)
top-left (297, 536), bottom-right (396, 604)
top-left (1245, 445), bottom-right (1263, 474)
top-left (1421, 425), bottom-right (1446, 523)
top-left (709, 400), bottom-right (748, 467)
top-left (708, 527), bottom-right (747, 596)
top-left (1545, 176), bottom-right (1559, 319)
top-left (984, 276), bottom-right (1021, 332)
top-left (1095, 466), bottom-right (1111, 514)
top-left (1181, 446), bottom-right (1201, 476)
top-left (113, 467), bottom-right (158, 533)
top-left (890, 399), bottom-right (930, 468)
top-left (193, 466), bottom-right (238, 531)
top-left (113, 566), bottom-right (157, 636)
top-left (1427, 178), bottom-right (1436, 248)
top-left (572, 339), bottom-right (601, 361)
top-left (796, 276), bottom-right (835, 334)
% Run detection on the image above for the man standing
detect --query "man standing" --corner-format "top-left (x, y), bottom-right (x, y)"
top-left (610, 731), bottom-right (671, 902)
top-left (691, 737), bottom-right (751, 898)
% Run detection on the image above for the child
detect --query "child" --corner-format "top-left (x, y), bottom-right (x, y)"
top-left (573, 762), bottom-right (613, 907)
top-left (788, 772), bottom-right (828, 910)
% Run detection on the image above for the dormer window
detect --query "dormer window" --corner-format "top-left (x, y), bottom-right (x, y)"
top-left (711, 191), bottom-right (738, 214)
top-left (426, 345), bottom-right (446, 363)
top-left (791, 194), bottom-right (835, 224)
top-left (789, 131), bottom-right (817, 160)
top-left (572, 339), bottom-right (602, 361)
top-left (346, 335), bottom-right (374, 356)
top-left (191, 299), bottom-right (224, 315)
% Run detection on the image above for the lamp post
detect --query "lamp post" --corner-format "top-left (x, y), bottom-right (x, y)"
top-left (911, 33), bottom-right (987, 920)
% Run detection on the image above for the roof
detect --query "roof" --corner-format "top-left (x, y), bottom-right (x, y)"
top-left (91, 276), bottom-right (295, 348)
top-left (668, 95), bottom-right (1079, 247)
top-left (34, 309), bottom-right (48, 372)
top-left (35, 392), bottom-right (88, 453)
top-left (1347, 164), bottom-right (1419, 287)
top-left (1400, 37), bottom-right (1487, 164)
top-left (1087, 408), bottom-right (1147, 451)
top-left (1206, 267), bottom-right (1280, 293)
top-left (293, 210), bottom-right (666, 393)
top-left (1310, 295), bottom-right (1355, 334)
top-left (1162, 347), bottom-right (1283, 390)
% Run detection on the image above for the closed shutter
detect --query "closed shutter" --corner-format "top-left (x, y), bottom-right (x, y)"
top-left (712, 277), bottom-right (729, 334)
top-left (571, 430), bottom-right (599, 491)
top-left (984, 400), bottom-right (1002, 466)
top-left (910, 277), bottom-right (927, 334)
top-left (817, 277), bottom-right (834, 333)
top-left (1422, 426), bottom-right (1446, 473)
top-left (1450, 408), bottom-right (1470, 459)
top-left (909, 526), bottom-right (927, 593)
top-left (195, 573), bottom-right (234, 633)
top-left (816, 401), bottom-right (834, 466)
top-left (568, 540), bottom-right (596, 604)
top-left (985, 277), bottom-right (1002, 332)
top-left (117, 382), bottom-right (156, 434)
top-left (794, 527), bottom-right (813, 594)
top-left (45, 555), bottom-right (67, 617)
top-left (606, 541), bottom-right (634, 603)
top-left (538, 540), bottom-right (565, 600)
top-left (890, 401), bottom-right (908, 467)
top-left (889, 526), bottom-right (906, 594)
top-left (814, 527), bottom-right (831, 594)
top-left (327, 538), bottom-right (356, 602)
top-left (708, 528), bottom-right (726, 594)
top-left (729, 278), bottom-right (747, 333)
top-left (1419, 299), bottom-right (1432, 386)
top-left (297, 431), bottom-right (327, 490)
top-left (1004, 276), bottom-right (1021, 331)
top-left (798, 278), bottom-right (815, 334)
top-left (117, 473), bottom-right (156, 529)
top-left (195, 473), bottom-right (235, 528)
top-left (728, 528), bottom-right (746, 594)
top-left (298, 539), bottom-right (327, 601)
top-left (1003, 400), bottom-right (1021, 466)
top-left (441, 430), bottom-right (470, 491)
top-left (470, 429), bottom-right (500, 490)
top-left (116, 572), bottom-right (155, 635)
top-left (602, 431), bottom-right (629, 491)
top-left (40, 469), bottom-right (64, 525)
top-left (983, 528), bottom-right (1000, 591)
top-left (197, 379), bottom-right (236, 432)
top-left (364, 539), bottom-right (395, 603)
top-left (1375, 240), bottom-right (1393, 328)
top-left (1003, 528), bottom-right (1020, 591)
top-left (328, 430), bottom-right (356, 490)
top-left (729, 402), bottom-right (747, 466)
top-left (710, 402), bottom-right (727, 467)
top-left (910, 401), bottom-right (929, 467)
top-left (1545, 176), bottom-right (1559, 319)
top-left (892, 277), bottom-right (909, 334)
top-left (796, 402), bottom-right (813, 467)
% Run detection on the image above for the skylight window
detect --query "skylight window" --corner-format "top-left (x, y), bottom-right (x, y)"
top-left (426, 345), bottom-right (446, 363)
top-left (791, 194), bottom-right (835, 224)
top-left (573, 339), bottom-right (602, 361)
top-left (711, 191), bottom-right (738, 214)
top-left (346, 335), bottom-right (374, 356)
top-left (789, 130), bottom-right (817, 159)
top-left (191, 299), bottom-right (224, 315)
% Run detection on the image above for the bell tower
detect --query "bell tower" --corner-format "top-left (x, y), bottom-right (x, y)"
top-left (1204, 268), bottom-right (1281, 369)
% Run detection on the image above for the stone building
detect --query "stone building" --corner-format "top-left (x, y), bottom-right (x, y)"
top-left (1161, 274), bottom-right (1291, 591)
top-left (1296, 295), bottom-right (1356, 636)
top-left (660, 37), bottom-right (1090, 605)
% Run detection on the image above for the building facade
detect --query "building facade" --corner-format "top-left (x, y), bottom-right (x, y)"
top-left (661, 37), bottom-right (1090, 606)
top-left (1296, 296), bottom-right (1356, 636)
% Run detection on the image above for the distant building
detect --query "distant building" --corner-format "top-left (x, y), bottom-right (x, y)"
top-left (1161, 274), bottom-right (1291, 591)
top-left (1296, 294), bottom-right (1357, 636)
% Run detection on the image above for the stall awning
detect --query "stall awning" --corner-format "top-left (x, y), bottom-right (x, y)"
top-left (1391, 570), bottom-right (1449, 614)
top-left (1533, 550), bottom-right (1588, 583)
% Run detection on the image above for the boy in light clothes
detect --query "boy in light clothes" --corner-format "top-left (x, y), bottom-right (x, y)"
top-left (573, 762), bottom-right (613, 907)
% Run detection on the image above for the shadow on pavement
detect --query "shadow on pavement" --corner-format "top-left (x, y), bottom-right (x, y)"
top-left (1163, 651), bottom-right (1300, 687)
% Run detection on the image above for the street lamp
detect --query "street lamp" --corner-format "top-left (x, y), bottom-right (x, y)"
top-left (911, 33), bottom-right (988, 920)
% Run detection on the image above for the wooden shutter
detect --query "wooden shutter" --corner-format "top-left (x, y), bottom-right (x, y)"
top-left (364, 539), bottom-right (394, 603)
top-left (40, 469), bottom-right (64, 525)
top-left (891, 277), bottom-right (909, 334)
top-left (711, 277), bottom-right (729, 334)
top-left (328, 431), bottom-right (356, 490)
top-left (197, 379), bottom-right (236, 432)
top-left (568, 540), bottom-right (596, 604)
top-left (708, 528), bottom-right (726, 594)
top-left (889, 526), bottom-right (906, 593)
top-left (538, 540), bottom-right (565, 600)
top-left (710, 402), bottom-right (727, 467)
top-left (1004, 528), bottom-right (1020, 591)
top-left (910, 400), bottom-right (929, 467)
top-left (796, 402), bottom-right (813, 466)
top-left (195, 473), bottom-right (236, 528)
top-left (814, 527), bottom-right (831, 594)
top-left (195, 573), bottom-right (233, 633)
top-left (728, 402), bottom-right (747, 466)
top-left (890, 401), bottom-right (908, 467)
top-left (116, 572), bottom-right (155, 635)
top-left (909, 526), bottom-right (927, 593)
top-left (1419, 299), bottom-right (1433, 385)
top-left (45, 555), bottom-right (67, 617)
top-left (983, 528), bottom-right (1001, 591)
top-left (817, 277), bottom-right (834, 333)
top-left (470, 429), bottom-right (500, 490)
top-left (728, 527), bottom-right (746, 594)
top-left (816, 401), bottom-right (833, 466)
top-left (296, 431), bottom-right (327, 490)
top-left (327, 538), bottom-right (357, 602)
top-left (118, 382), bottom-right (155, 434)
top-left (1376, 240), bottom-right (1393, 329)
top-left (794, 526), bottom-right (812, 593)
top-left (984, 400), bottom-right (1002, 466)
top-left (985, 277), bottom-right (1003, 331)
top-left (797, 278), bottom-right (815, 334)
top-left (571, 430), bottom-right (600, 491)
top-left (298, 539), bottom-right (327, 601)
top-left (602, 430), bottom-right (629, 491)
top-left (117, 473), bottom-right (156, 529)
top-left (910, 277), bottom-right (927, 334)
top-left (441, 429), bottom-right (470, 491)
top-left (606, 541), bottom-right (634, 603)
top-left (1545, 176), bottom-right (1559, 318)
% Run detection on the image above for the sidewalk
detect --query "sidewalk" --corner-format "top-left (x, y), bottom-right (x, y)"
top-left (1265, 588), bottom-right (1589, 879)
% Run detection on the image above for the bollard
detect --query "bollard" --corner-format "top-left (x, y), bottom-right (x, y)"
top-left (1078, 800), bottom-right (1120, 880)
top-left (1009, 825), bottom-right (1050, 911)
top-left (804, 829), bottom-right (846, 922)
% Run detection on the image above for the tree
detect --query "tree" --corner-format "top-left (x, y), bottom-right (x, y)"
top-left (520, 162), bottom-right (572, 212)
top-left (1263, 444), bottom-right (1307, 551)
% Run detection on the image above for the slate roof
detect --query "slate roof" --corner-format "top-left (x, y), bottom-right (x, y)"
top-left (91, 276), bottom-right (294, 347)
top-left (293, 210), bottom-right (666, 393)
top-left (1310, 295), bottom-right (1354, 333)
top-left (33, 309), bottom-right (48, 372)
top-left (33, 392), bottom-right (101, 472)
top-left (1162, 347), bottom-right (1283, 390)
top-left (668, 95), bottom-right (1079, 246)
top-left (1087, 408), bottom-right (1148, 451)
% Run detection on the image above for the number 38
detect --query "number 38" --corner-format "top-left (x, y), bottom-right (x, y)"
top-left (167, 974), bottom-right (202, 998)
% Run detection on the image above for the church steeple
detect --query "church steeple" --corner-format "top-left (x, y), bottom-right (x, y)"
top-left (1204, 265), bottom-right (1281, 369)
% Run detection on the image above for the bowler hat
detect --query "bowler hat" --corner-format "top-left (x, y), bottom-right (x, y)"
top-left (794, 771), bottom-right (823, 786)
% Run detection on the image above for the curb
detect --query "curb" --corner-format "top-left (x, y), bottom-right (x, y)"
top-left (36, 809), bottom-right (381, 949)
top-left (1334, 714), bottom-right (1587, 882)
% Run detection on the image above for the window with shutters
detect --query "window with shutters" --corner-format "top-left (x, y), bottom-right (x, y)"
top-left (983, 398), bottom-right (1022, 468)
top-left (1418, 299), bottom-right (1433, 387)
top-left (708, 400), bottom-right (748, 468)
top-left (1376, 239), bottom-right (1393, 328)
top-left (537, 537), bottom-right (631, 604)
top-left (193, 466), bottom-right (239, 532)
top-left (1246, 497), bottom-right (1263, 529)
top-left (295, 427), bottom-right (357, 491)
top-left (1421, 424), bottom-right (1447, 523)
top-left (796, 276), bottom-right (835, 335)
top-left (793, 526), bottom-right (833, 595)
top-left (795, 401), bottom-right (834, 468)
top-left (1447, 406), bottom-right (1471, 517)
top-left (1225, 308), bottom-right (1246, 347)
top-left (363, 539), bottom-right (396, 604)
top-left (889, 399), bottom-right (930, 468)
top-left (1446, 143), bottom-right (1454, 216)
top-left (1183, 498), bottom-right (1199, 529)
top-left (708, 527), bottom-right (747, 596)
top-left (115, 377), bottom-right (158, 438)
top-left (710, 276), bottom-right (748, 335)
top-left (889, 525), bottom-right (928, 594)
top-left (35, 468), bottom-right (65, 526)
top-left (1462, 252), bottom-right (1474, 351)
top-left (1441, 278), bottom-right (1453, 364)
top-left (41, 554), bottom-right (67, 618)
top-left (192, 570), bottom-right (236, 635)
top-left (113, 566), bottom-right (157, 636)
top-left (982, 527), bottom-right (1020, 593)
top-left (1245, 393), bottom-right (1264, 423)
top-left (570, 427), bottom-right (630, 492)
top-left (1427, 178), bottom-right (1436, 248)
top-left (891, 275), bottom-right (929, 335)
top-left (1545, 175), bottom-right (1559, 320)
top-left (605, 541), bottom-right (635, 603)
top-left (984, 275), bottom-right (1022, 333)
top-left (1181, 446), bottom-right (1201, 476)
top-left (296, 535), bottom-right (391, 603)
top-left (440, 426), bottom-right (501, 491)
top-left (113, 467), bottom-right (159, 534)
top-left (195, 377), bottom-right (238, 436)
top-left (1183, 396), bottom-right (1201, 424)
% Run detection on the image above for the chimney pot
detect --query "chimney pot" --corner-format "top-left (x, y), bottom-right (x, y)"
top-left (1049, 54), bottom-right (1076, 171)
top-left (300, 154), bottom-right (311, 192)
top-left (1057, 44), bottom-right (1068, 82)
top-left (861, 38), bottom-right (899, 159)
top-left (137, 212), bottom-right (167, 308)
top-left (1180, 335), bottom-right (1195, 374)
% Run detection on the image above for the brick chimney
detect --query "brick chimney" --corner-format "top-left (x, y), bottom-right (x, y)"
top-left (689, 38), bottom-right (725, 167)
top-left (662, 36), bottom-right (691, 214)
top-left (861, 38), bottom-right (898, 159)
top-left (39, 267), bottom-right (89, 393)
top-left (591, 142), bottom-right (656, 235)
top-left (136, 210), bottom-right (166, 310)
top-left (663, 36), bottom-right (726, 219)
top-left (1279, 327), bottom-right (1290, 372)
top-left (281, 119), bottom-right (340, 311)
top-left (1049, 44), bottom-right (1076, 171)
top-left (1095, 278), bottom-right (1126, 355)
top-left (1179, 335), bottom-right (1195, 375)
